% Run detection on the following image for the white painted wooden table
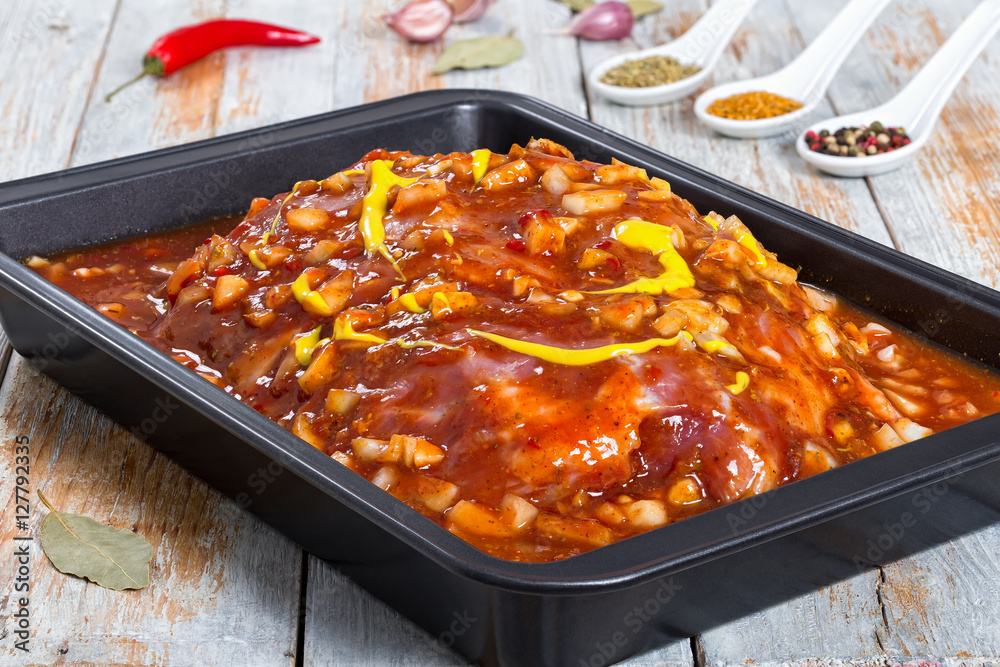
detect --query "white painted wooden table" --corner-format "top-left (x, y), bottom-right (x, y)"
top-left (1, 0), bottom-right (999, 665)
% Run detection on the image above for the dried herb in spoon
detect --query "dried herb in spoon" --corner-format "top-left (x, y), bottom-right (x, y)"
top-left (600, 55), bottom-right (701, 87)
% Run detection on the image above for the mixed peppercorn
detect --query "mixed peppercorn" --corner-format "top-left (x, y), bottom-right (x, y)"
top-left (805, 121), bottom-right (911, 157)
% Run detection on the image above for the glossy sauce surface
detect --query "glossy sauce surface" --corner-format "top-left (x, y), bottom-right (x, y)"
top-left (31, 140), bottom-right (1000, 562)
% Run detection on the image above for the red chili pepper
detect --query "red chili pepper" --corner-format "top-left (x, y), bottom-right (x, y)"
top-left (518, 209), bottom-right (553, 227)
top-left (106, 19), bottom-right (320, 102)
top-left (505, 240), bottom-right (526, 253)
top-left (210, 267), bottom-right (231, 277)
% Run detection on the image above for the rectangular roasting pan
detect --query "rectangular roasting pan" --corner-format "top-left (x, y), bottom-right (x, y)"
top-left (1, 90), bottom-right (999, 666)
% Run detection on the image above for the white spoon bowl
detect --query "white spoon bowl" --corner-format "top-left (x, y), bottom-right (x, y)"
top-left (695, 0), bottom-right (893, 138)
top-left (798, 0), bottom-right (1000, 178)
top-left (588, 0), bottom-right (761, 107)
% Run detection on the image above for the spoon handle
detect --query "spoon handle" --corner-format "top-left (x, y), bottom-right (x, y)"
top-left (890, 0), bottom-right (1000, 138)
top-left (783, 0), bottom-right (894, 103)
top-left (673, 0), bottom-right (762, 69)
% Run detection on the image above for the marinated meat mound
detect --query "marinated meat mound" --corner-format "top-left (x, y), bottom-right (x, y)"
top-left (32, 139), bottom-right (1000, 562)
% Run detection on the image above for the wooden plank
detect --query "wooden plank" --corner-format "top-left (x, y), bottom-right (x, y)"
top-left (0, 355), bottom-right (302, 665)
top-left (0, 0), bottom-right (118, 180)
top-left (579, 0), bottom-right (894, 246)
top-left (812, 0), bottom-right (1000, 289)
top-left (328, 0), bottom-right (586, 116)
top-left (69, 0), bottom-right (228, 167)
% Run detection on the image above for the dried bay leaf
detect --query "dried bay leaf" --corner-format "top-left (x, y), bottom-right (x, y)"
top-left (38, 490), bottom-right (152, 591)
top-left (627, 0), bottom-right (664, 18)
top-left (432, 36), bottom-right (525, 75)
top-left (555, 0), bottom-right (595, 11)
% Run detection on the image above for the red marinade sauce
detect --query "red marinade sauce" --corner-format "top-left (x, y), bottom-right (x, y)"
top-left (29, 140), bottom-right (1000, 562)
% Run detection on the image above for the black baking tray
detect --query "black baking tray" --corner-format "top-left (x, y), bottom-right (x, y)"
top-left (1, 90), bottom-right (999, 666)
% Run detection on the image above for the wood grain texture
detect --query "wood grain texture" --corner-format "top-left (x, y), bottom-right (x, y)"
top-left (579, 0), bottom-right (894, 246)
top-left (0, 0), bottom-right (118, 180)
top-left (69, 0), bottom-right (228, 167)
top-left (328, 0), bottom-right (586, 116)
top-left (0, 356), bottom-right (303, 666)
top-left (801, 0), bottom-right (1000, 289)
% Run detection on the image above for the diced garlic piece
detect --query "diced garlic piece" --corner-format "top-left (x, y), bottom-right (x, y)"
top-left (393, 179), bottom-right (447, 214)
top-left (535, 514), bottom-right (612, 547)
top-left (622, 500), bottom-right (668, 528)
top-left (883, 389), bottom-right (924, 418)
top-left (351, 437), bottom-right (401, 463)
top-left (599, 299), bottom-right (647, 333)
top-left (286, 207), bottom-right (331, 233)
top-left (652, 309), bottom-right (687, 338)
top-left (292, 413), bottom-right (325, 450)
top-left (523, 216), bottom-right (565, 255)
top-left (512, 275), bottom-right (541, 298)
top-left (390, 434), bottom-right (446, 468)
top-left (595, 163), bottom-right (648, 185)
top-left (499, 493), bottom-right (538, 530)
top-left (325, 389), bottom-right (361, 415)
top-left (803, 285), bottom-right (836, 312)
top-left (861, 322), bottom-right (891, 336)
top-left (873, 423), bottom-right (905, 450)
top-left (330, 450), bottom-right (355, 470)
top-left (876, 344), bottom-right (897, 363)
top-left (414, 476), bottom-right (460, 512)
top-left (298, 343), bottom-right (339, 394)
top-left (561, 189), bottom-right (627, 216)
top-left (891, 418), bottom-right (933, 443)
top-left (666, 477), bottom-right (703, 505)
top-left (372, 465), bottom-right (399, 491)
top-left (595, 502), bottom-right (627, 525)
top-left (540, 164), bottom-right (572, 195)
top-left (446, 500), bottom-right (516, 538)
top-left (213, 275), bottom-right (250, 311)
top-left (25, 255), bottom-right (50, 268)
top-left (480, 159), bottom-right (536, 191)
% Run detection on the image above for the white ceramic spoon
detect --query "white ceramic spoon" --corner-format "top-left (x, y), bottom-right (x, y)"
top-left (587, 0), bottom-right (761, 106)
top-left (798, 0), bottom-right (1000, 178)
top-left (693, 0), bottom-right (893, 138)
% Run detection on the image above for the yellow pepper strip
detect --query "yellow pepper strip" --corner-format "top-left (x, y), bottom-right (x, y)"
top-left (733, 228), bottom-right (768, 268)
top-left (248, 250), bottom-right (267, 270)
top-left (589, 219), bottom-right (696, 296)
top-left (342, 169), bottom-right (365, 176)
top-left (292, 273), bottom-right (334, 317)
top-left (468, 329), bottom-right (691, 366)
top-left (359, 160), bottom-right (418, 280)
top-left (293, 327), bottom-right (329, 366)
top-left (334, 314), bottom-right (387, 346)
top-left (703, 214), bottom-right (721, 230)
top-left (697, 338), bottom-right (738, 355)
top-left (726, 371), bottom-right (750, 395)
top-left (390, 286), bottom-right (401, 301)
top-left (442, 229), bottom-right (455, 246)
top-left (397, 292), bottom-right (426, 313)
top-left (471, 149), bottom-right (491, 183)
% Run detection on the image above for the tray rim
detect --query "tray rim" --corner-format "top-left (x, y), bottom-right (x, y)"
top-left (1, 89), bottom-right (1000, 595)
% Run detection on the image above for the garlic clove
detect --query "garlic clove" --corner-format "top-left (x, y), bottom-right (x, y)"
top-left (450, 0), bottom-right (494, 23)
top-left (384, 0), bottom-right (455, 43)
top-left (566, 1), bottom-right (634, 41)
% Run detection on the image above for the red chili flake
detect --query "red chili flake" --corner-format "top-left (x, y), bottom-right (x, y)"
top-left (506, 240), bottom-right (526, 253)
top-left (526, 436), bottom-right (539, 449)
top-left (180, 274), bottom-right (197, 290)
top-left (210, 267), bottom-right (231, 277)
top-left (606, 256), bottom-right (621, 272)
top-left (648, 366), bottom-right (663, 382)
top-left (203, 237), bottom-right (213, 245)
top-left (285, 258), bottom-right (303, 272)
top-left (595, 240), bottom-right (613, 250)
top-left (518, 209), bottom-right (552, 227)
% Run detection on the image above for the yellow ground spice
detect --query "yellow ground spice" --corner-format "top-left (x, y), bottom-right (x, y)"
top-left (706, 91), bottom-right (803, 120)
